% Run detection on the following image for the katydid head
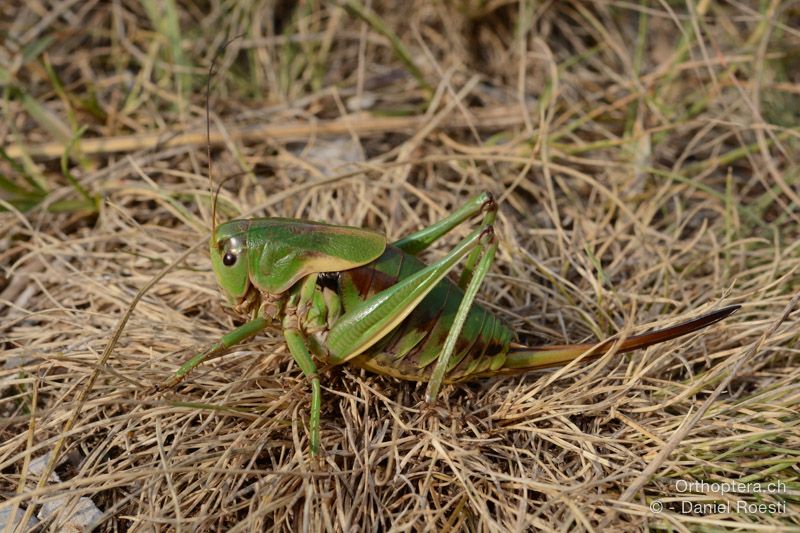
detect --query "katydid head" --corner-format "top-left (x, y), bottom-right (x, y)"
top-left (209, 219), bottom-right (252, 307)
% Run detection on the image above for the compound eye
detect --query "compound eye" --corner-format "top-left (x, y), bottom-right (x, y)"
top-left (222, 252), bottom-right (237, 266)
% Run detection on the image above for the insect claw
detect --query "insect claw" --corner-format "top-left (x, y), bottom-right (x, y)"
top-left (419, 398), bottom-right (449, 422)
top-left (479, 225), bottom-right (495, 243)
top-left (308, 453), bottom-right (327, 471)
top-left (148, 377), bottom-right (175, 397)
top-left (156, 374), bottom-right (184, 392)
top-left (481, 192), bottom-right (497, 213)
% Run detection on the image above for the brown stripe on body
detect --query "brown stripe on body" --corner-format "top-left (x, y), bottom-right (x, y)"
top-left (336, 245), bottom-right (516, 381)
top-left (342, 245), bottom-right (406, 300)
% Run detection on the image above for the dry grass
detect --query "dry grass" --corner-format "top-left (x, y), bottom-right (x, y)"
top-left (2, 1), bottom-right (799, 531)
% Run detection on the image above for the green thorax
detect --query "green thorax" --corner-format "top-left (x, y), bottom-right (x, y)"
top-left (210, 218), bottom-right (386, 302)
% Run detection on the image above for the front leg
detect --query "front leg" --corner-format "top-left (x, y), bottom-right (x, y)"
top-left (283, 276), bottom-right (323, 457)
top-left (162, 316), bottom-right (269, 389)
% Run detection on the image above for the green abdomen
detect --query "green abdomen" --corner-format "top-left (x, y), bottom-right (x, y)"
top-left (333, 246), bottom-right (515, 382)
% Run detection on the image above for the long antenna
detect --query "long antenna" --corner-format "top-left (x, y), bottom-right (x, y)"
top-left (207, 35), bottom-right (242, 236)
